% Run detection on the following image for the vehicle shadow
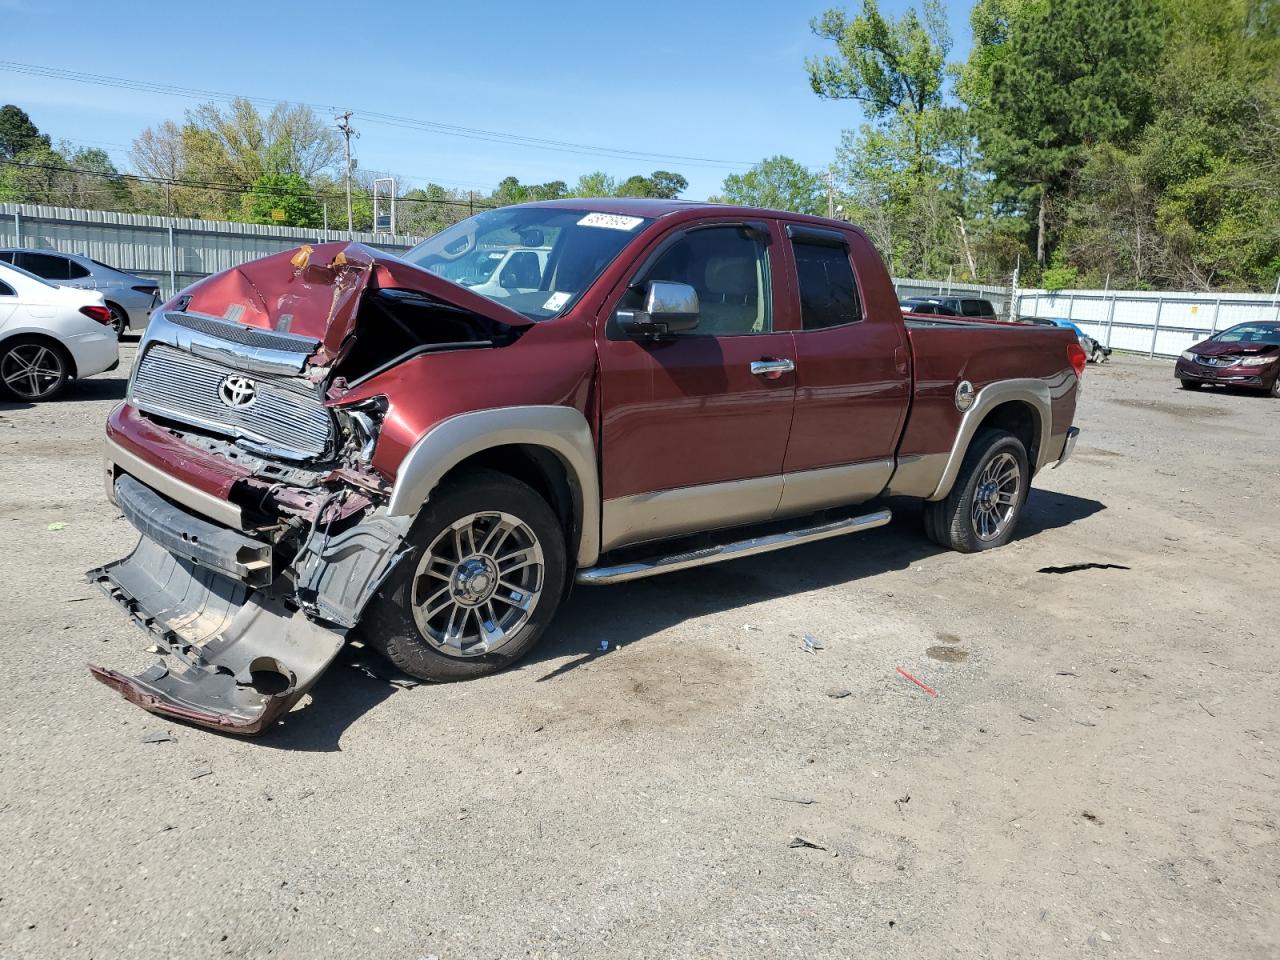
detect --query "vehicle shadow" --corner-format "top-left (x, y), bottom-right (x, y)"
top-left (259, 489), bottom-right (1104, 751)
top-left (0, 373), bottom-right (128, 411)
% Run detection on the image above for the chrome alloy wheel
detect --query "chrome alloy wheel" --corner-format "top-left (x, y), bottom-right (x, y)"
top-left (410, 511), bottom-right (544, 657)
top-left (970, 451), bottom-right (1021, 541)
top-left (1, 343), bottom-right (64, 400)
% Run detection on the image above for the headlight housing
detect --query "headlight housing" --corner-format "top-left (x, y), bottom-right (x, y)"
top-left (333, 396), bottom-right (388, 464)
top-left (1180, 350), bottom-right (1198, 361)
top-left (1240, 355), bottom-right (1278, 367)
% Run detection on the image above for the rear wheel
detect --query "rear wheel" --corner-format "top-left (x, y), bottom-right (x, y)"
top-left (0, 336), bottom-right (70, 402)
top-left (362, 468), bottom-right (566, 682)
top-left (107, 303), bottom-right (129, 339)
top-left (923, 428), bottom-right (1030, 553)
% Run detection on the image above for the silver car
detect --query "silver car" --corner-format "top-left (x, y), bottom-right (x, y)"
top-left (0, 248), bottom-right (160, 338)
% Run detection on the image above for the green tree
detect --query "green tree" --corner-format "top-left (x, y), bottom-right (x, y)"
top-left (970, 0), bottom-right (1164, 265)
top-left (810, 1), bottom-right (972, 277)
top-left (615, 170), bottom-right (689, 198)
top-left (807, 0), bottom-right (951, 172)
top-left (242, 171), bottom-right (321, 227)
top-left (0, 104), bottom-right (49, 160)
top-left (718, 156), bottom-right (825, 215)
top-left (568, 171), bottom-right (618, 197)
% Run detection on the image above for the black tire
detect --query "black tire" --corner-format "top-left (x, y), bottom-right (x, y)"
top-left (1270, 376), bottom-right (1280, 399)
top-left (1179, 379), bottom-right (1201, 390)
top-left (361, 468), bottom-right (566, 682)
top-left (106, 303), bottom-right (129, 339)
top-left (0, 336), bottom-right (71, 402)
top-left (923, 428), bottom-right (1030, 553)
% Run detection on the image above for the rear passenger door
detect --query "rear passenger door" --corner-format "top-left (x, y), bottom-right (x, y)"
top-left (779, 224), bottom-right (911, 506)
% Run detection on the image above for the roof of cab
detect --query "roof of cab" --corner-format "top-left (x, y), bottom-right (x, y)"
top-left (518, 197), bottom-right (858, 228)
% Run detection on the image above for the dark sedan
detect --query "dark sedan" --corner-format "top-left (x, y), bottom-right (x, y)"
top-left (1175, 321), bottom-right (1280, 397)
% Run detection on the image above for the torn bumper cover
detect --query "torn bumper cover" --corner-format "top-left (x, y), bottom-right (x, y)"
top-left (89, 537), bottom-right (345, 735)
top-left (88, 475), bottom-right (412, 735)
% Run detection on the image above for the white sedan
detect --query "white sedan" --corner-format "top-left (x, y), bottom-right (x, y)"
top-left (0, 260), bottom-right (120, 402)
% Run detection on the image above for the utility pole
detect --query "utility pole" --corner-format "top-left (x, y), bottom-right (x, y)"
top-left (336, 112), bottom-right (357, 237)
top-left (826, 171), bottom-right (835, 219)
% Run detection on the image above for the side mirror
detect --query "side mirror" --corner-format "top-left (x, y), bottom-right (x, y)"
top-left (616, 281), bottom-right (700, 339)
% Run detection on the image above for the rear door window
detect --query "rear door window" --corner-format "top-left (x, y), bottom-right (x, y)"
top-left (791, 237), bottom-right (862, 330)
top-left (65, 259), bottom-right (91, 279)
top-left (16, 252), bottom-right (71, 280)
top-left (0, 280), bottom-right (14, 296)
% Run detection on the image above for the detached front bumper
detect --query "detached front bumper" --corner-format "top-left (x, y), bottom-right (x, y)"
top-left (89, 535), bottom-right (345, 734)
top-left (90, 445), bottom-right (411, 735)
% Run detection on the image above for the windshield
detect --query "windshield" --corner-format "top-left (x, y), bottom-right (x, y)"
top-left (401, 207), bottom-right (653, 320)
top-left (1213, 322), bottom-right (1280, 345)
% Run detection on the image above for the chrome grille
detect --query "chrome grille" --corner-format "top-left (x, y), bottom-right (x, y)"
top-left (130, 344), bottom-right (333, 459)
top-left (163, 312), bottom-right (320, 354)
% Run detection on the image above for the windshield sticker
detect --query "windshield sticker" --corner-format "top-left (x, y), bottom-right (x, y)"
top-left (577, 212), bottom-right (644, 231)
top-left (543, 292), bottom-right (571, 311)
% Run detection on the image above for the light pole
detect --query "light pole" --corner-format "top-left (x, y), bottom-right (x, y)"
top-left (336, 112), bottom-right (357, 237)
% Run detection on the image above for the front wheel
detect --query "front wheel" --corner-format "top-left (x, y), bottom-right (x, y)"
top-left (1179, 380), bottom-right (1202, 391)
top-left (923, 428), bottom-right (1030, 553)
top-left (361, 468), bottom-right (566, 682)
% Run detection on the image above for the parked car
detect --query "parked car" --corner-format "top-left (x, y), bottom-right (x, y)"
top-left (0, 260), bottom-right (119, 401)
top-left (1019, 316), bottom-right (1110, 363)
top-left (430, 245), bottom-right (553, 299)
top-left (901, 295), bottom-right (997, 319)
top-left (0, 249), bottom-right (160, 338)
top-left (87, 199), bottom-right (1083, 733)
top-left (1175, 321), bottom-right (1280, 396)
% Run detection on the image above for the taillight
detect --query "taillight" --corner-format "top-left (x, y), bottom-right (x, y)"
top-left (80, 304), bottom-right (113, 325)
top-left (1067, 341), bottom-right (1087, 378)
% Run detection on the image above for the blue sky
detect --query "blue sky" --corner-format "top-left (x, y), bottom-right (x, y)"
top-left (1, 0), bottom-right (975, 200)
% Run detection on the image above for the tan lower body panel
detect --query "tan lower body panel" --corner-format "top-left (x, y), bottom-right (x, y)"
top-left (600, 459), bottom-right (894, 553)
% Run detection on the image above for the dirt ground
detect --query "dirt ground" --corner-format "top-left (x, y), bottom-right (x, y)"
top-left (0, 346), bottom-right (1276, 960)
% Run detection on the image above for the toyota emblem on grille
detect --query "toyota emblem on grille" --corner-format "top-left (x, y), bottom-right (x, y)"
top-left (218, 375), bottom-right (259, 409)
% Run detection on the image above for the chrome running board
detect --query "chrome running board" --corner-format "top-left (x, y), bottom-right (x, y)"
top-left (576, 509), bottom-right (892, 586)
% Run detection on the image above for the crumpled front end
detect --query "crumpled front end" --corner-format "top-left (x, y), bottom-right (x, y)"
top-left (87, 242), bottom-right (529, 734)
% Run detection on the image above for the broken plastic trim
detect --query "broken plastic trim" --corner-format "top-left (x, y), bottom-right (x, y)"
top-left (88, 536), bottom-right (345, 735)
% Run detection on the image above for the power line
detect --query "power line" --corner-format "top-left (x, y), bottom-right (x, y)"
top-left (0, 157), bottom-right (499, 210)
top-left (0, 59), bottom-right (756, 170)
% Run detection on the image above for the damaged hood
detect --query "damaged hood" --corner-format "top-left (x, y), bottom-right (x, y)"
top-left (177, 242), bottom-right (534, 365)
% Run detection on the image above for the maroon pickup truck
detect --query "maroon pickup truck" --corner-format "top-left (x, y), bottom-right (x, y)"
top-left (88, 199), bottom-right (1083, 733)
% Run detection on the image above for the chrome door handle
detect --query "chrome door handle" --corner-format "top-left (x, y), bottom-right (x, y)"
top-left (750, 358), bottom-right (795, 377)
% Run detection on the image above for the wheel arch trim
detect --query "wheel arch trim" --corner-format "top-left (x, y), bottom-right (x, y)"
top-left (925, 378), bottom-right (1055, 502)
top-left (387, 405), bottom-right (601, 567)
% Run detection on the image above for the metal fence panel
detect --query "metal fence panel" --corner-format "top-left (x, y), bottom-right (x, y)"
top-left (1, 202), bottom-right (426, 298)
top-left (892, 277), bottom-right (1011, 317)
top-left (1016, 288), bottom-right (1280, 358)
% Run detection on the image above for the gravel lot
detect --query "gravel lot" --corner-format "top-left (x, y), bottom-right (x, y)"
top-left (1, 345), bottom-right (1277, 960)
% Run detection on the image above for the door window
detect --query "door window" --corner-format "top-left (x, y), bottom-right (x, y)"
top-left (629, 225), bottom-right (772, 336)
top-left (17, 252), bottom-right (71, 280)
top-left (791, 239), bottom-right (862, 330)
top-left (0, 280), bottom-right (14, 296)
top-left (65, 259), bottom-right (91, 279)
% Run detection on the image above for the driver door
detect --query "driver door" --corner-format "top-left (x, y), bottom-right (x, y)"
top-left (595, 219), bottom-right (796, 552)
